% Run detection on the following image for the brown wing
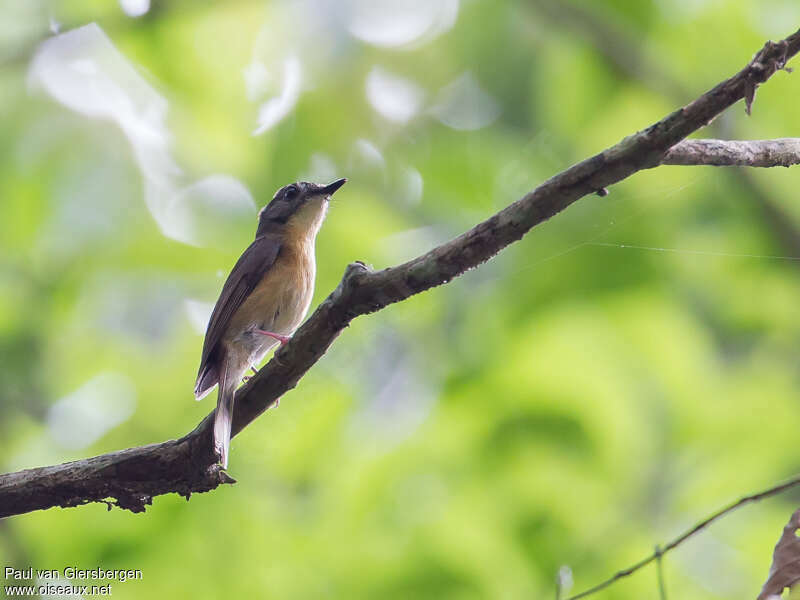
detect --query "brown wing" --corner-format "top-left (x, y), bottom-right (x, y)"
top-left (194, 234), bottom-right (282, 398)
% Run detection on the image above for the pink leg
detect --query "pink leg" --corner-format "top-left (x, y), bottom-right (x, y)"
top-left (256, 329), bottom-right (291, 346)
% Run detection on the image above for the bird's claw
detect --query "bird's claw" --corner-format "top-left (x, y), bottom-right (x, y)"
top-left (242, 366), bottom-right (259, 383)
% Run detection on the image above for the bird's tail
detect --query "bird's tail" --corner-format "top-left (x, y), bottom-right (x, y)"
top-left (214, 361), bottom-right (236, 469)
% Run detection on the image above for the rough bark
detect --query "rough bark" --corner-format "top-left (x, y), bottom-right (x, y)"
top-left (663, 138), bottom-right (800, 167)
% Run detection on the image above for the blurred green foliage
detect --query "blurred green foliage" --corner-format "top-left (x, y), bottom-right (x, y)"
top-left (2, 0), bottom-right (800, 598)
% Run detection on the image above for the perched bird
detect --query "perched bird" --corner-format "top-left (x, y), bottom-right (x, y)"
top-left (194, 178), bottom-right (346, 467)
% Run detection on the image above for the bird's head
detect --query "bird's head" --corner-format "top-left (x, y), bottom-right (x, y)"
top-left (256, 178), bottom-right (346, 239)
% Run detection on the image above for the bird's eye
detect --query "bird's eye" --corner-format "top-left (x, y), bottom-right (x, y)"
top-left (285, 185), bottom-right (298, 199)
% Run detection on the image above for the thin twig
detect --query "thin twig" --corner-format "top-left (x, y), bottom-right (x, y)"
top-left (655, 545), bottom-right (667, 600)
top-left (566, 474), bottom-right (800, 600)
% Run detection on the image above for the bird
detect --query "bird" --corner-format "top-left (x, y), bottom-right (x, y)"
top-left (194, 178), bottom-right (347, 468)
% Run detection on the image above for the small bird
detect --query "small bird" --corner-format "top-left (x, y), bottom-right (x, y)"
top-left (194, 178), bottom-right (346, 467)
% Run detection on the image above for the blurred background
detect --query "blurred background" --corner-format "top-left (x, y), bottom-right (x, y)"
top-left (2, 0), bottom-right (800, 598)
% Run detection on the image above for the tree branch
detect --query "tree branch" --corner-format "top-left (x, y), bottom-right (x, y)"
top-left (530, 0), bottom-right (800, 257)
top-left (566, 474), bottom-right (800, 600)
top-left (663, 138), bottom-right (800, 167)
top-left (2, 28), bottom-right (799, 519)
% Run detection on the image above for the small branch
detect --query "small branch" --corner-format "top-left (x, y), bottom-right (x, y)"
top-left (654, 545), bottom-right (667, 600)
top-left (566, 474), bottom-right (800, 600)
top-left (530, 1), bottom-right (800, 258)
top-left (1, 27), bottom-right (799, 518)
top-left (662, 138), bottom-right (800, 167)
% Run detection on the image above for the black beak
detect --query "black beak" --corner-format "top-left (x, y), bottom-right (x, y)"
top-left (319, 178), bottom-right (347, 196)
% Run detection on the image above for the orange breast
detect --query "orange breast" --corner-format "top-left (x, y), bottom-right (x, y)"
top-left (225, 236), bottom-right (316, 339)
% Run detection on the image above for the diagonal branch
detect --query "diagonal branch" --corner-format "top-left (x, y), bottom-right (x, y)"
top-left (1, 28), bottom-right (799, 519)
top-left (530, 0), bottom-right (800, 258)
top-left (565, 474), bottom-right (800, 600)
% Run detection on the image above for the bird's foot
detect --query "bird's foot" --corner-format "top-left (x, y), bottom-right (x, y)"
top-left (242, 366), bottom-right (259, 384)
top-left (256, 329), bottom-right (291, 346)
